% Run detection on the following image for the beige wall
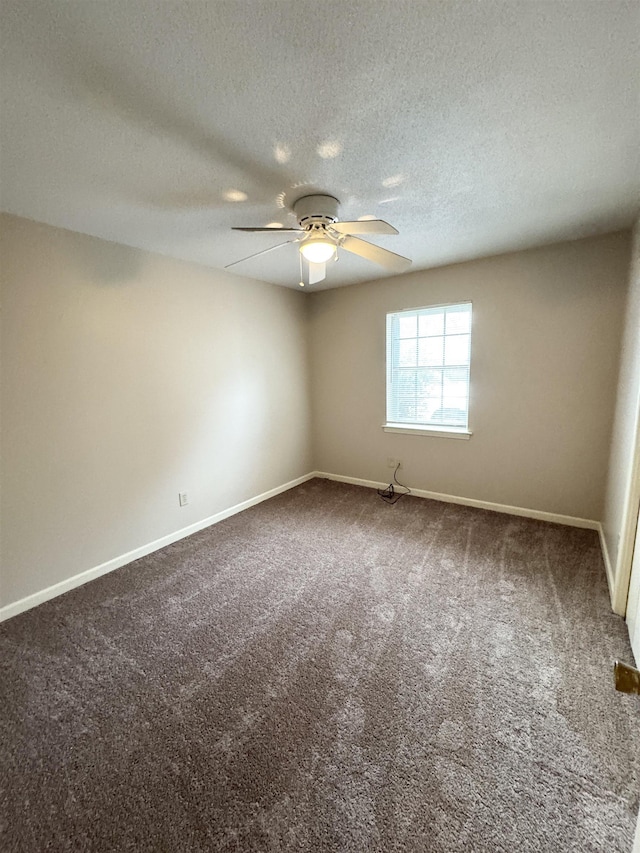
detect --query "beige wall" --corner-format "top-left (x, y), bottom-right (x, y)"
top-left (309, 232), bottom-right (630, 521)
top-left (0, 215), bottom-right (312, 607)
top-left (1, 217), bottom-right (634, 614)
top-left (603, 219), bottom-right (640, 610)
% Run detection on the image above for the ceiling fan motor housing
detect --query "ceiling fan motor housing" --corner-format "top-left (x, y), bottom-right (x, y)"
top-left (292, 194), bottom-right (340, 229)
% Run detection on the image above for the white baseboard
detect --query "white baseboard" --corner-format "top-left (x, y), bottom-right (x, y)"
top-left (313, 471), bottom-right (600, 530)
top-left (1, 470), bottom-right (609, 623)
top-left (315, 470), bottom-right (618, 605)
top-left (596, 523), bottom-right (621, 614)
top-left (0, 472), bottom-right (315, 623)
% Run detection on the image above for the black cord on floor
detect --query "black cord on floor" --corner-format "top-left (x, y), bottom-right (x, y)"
top-left (377, 463), bottom-right (411, 505)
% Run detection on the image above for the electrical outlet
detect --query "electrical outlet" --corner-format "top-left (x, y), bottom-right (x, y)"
top-left (178, 492), bottom-right (189, 507)
top-left (387, 457), bottom-right (402, 469)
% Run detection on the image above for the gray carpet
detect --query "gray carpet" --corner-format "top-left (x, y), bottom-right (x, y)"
top-left (1, 478), bottom-right (639, 852)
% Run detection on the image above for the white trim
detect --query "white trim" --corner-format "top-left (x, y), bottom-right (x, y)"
top-left (612, 385), bottom-right (640, 616)
top-left (382, 423), bottom-right (472, 439)
top-left (0, 472), bottom-right (315, 623)
top-left (391, 300), bottom-right (474, 313)
top-left (597, 522), bottom-right (619, 613)
top-left (633, 806), bottom-right (640, 853)
top-left (2, 469), bottom-right (609, 624)
top-left (313, 471), bottom-right (599, 530)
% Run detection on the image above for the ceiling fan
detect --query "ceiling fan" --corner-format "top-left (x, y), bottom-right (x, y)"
top-left (226, 194), bottom-right (411, 286)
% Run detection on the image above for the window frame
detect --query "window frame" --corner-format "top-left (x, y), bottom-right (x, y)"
top-left (383, 301), bottom-right (473, 439)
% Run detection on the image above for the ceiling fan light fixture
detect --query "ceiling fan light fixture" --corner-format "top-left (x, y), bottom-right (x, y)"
top-left (299, 238), bottom-right (335, 264)
top-left (229, 193), bottom-right (411, 279)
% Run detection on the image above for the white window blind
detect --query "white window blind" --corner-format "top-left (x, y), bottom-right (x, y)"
top-left (386, 302), bottom-right (472, 429)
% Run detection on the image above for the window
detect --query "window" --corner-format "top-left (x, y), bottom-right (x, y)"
top-left (385, 302), bottom-right (472, 436)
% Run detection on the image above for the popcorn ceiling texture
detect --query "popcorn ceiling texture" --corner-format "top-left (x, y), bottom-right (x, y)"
top-left (0, 1), bottom-right (638, 289)
top-left (1, 479), bottom-right (639, 851)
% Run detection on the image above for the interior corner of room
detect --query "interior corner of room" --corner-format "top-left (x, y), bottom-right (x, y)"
top-left (2, 216), bottom-right (639, 633)
top-left (1, 2), bottom-right (640, 847)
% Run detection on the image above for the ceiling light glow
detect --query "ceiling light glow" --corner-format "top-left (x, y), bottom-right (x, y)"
top-left (317, 140), bottom-right (342, 159)
top-left (266, 222), bottom-right (283, 228)
top-left (382, 174), bottom-right (405, 188)
top-left (274, 144), bottom-right (291, 164)
top-left (223, 188), bottom-right (248, 202)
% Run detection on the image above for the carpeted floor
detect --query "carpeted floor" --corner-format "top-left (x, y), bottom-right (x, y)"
top-left (1, 478), bottom-right (639, 852)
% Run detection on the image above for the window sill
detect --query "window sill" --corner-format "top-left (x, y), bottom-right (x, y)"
top-left (382, 423), bottom-right (472, 439)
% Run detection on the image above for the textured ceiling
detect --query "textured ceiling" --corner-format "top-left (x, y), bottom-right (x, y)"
top-left (1, 1), bottom-right (639, 291)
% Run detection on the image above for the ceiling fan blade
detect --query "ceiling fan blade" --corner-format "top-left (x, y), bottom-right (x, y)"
top-left (331, 219), bottom-right (399, 236)
top-left (225, 239), bottom-right (297, 269)
top-left (308, 261), bottom-right (326, 285)
top-left (232, 227), bottom-right (303, 233)
top-left (340, 235), bottom-right (411, 272)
